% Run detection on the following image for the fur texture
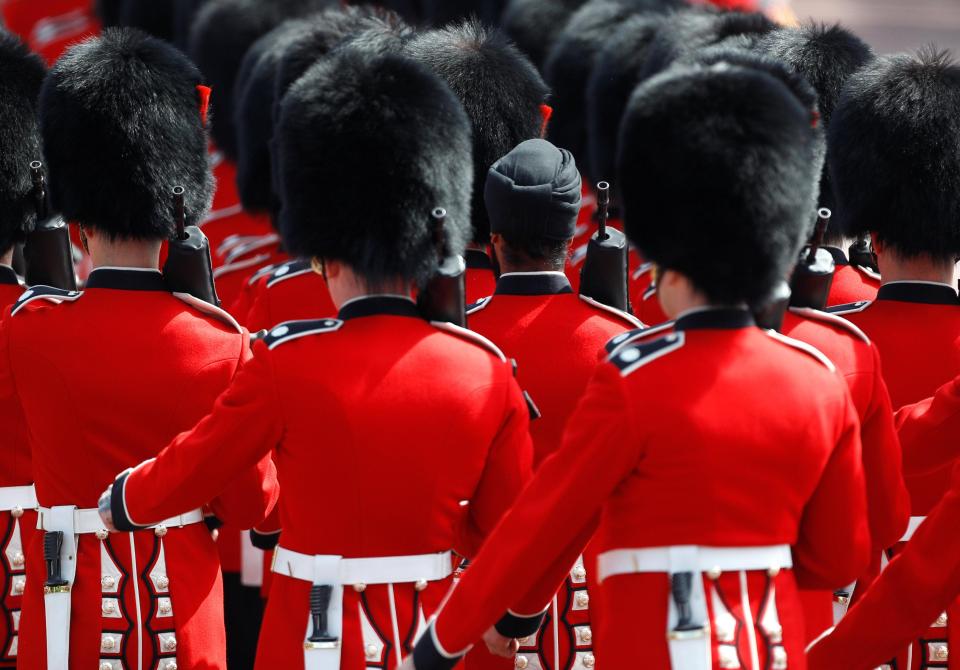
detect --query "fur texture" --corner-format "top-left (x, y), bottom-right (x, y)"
top-left (0, 30), bottom-right (46, 255)
top-left (501, 0), bottom-right (587, 70)
top-left (543, 0), bottom-right (683, 178)
top-left (275, 48), bottom-right (473, 285)
top-left (40, 28), bottom-right (213, 240)
top-left (828, 49), bottom-right (960, 257)
top-left (618, 61), bottom-right (823, 304)
top-left (188, 0), bottom-right (336, 159)
top-left (173, 0), bottom-right (208, 50)
top-left (406, 19), bottom-right (547, 243)
top-left (119, 0), bottom-right (175, 41)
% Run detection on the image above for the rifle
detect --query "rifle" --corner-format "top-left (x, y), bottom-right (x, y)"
top-left (579, 181), bottom-right (631, 312)
top-left (848, 232), bottom-right (878, 272)
top-left (789, 208), bottom-right (836, 310)
top-left (22, 161), bottom-right (77, 290)
top-left (417, 208), bottom-right (467, 326)
top-left (162, 186), bottom-right (221, 306)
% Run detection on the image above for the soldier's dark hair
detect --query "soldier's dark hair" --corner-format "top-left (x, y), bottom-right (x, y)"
top-left (497, 233), bottom-right (570, 271)
top-left (829, 48), bottom-right (960, 259)
top-left (406, 19), bottom-right (548, 244)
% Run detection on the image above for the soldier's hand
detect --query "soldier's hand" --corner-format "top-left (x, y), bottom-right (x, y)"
top-left (482, 626), bottom-right (520, 658)
top-left (97, 484), bottom-right (117, 532)
top-left (396, 655), bottom-right (417, 670)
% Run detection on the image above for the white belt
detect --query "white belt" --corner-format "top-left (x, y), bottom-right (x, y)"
top-left (597, 545), bottom-right (792, 670)
top-left (38, 507), bottom-right (204, 535)
top-left (597, 545), bottom-right (793, 582)
top-left (0, 485), bottom-right (38, 513)
top-left (900, 516), bottom-right (926, 543)
top-left (272, 546), bottom-right (453, 670)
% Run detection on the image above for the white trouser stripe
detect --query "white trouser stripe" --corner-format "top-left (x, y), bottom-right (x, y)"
top-left (739, 571), bottom-right (760, 670)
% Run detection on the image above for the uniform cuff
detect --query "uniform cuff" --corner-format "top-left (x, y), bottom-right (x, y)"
top-left (494, 608), bottom-right (548, 638)
top-left (250, 528), bottom-right (281, 550)
top-left (111, 469), bottom-right (148, 532)
top-left (204, 515), bottom-right (224, 532)
top-left (412, 621), bottom-right (466, 670)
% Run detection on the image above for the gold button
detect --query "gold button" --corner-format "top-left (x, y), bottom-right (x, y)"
top-left (575, 591), bottom-right (589, 608)
top-left (936, 645), bottom-right (949, 661)
top-left (154, 525), bottom-right (168, 538)
top-left (706, 567), bottom-right (722, 580)
top-left (11, 507), bottom-right (22, 519)
top-left (515, 657), bottom-right (529, 669)
top-left (102, 636), bottom-right (116, 651)
top-left (519, 636), bottom-right (534, 647)
top-left (102, 600), bottom-right (117, 615)
top-left (100, 663), bottom-right (113, 670)
top-left (768, 566), bottom-right (781, 577)
top-left (365, 643), bottom-right (379, 658)
top-left (162, 636), bottom-right (177, 652)
top-left (12, 577), bottom-right (24, 595)
top-left (156, 575), bottom-right (169, 590)
top-left (12, 552), bottom-right (24, 568)
top-left (936, 612), bottom-right (948, 627)
top-left (353, 583), bottom-right (366, 593)
top-left (765, 623), bottom-right (783, 644)
top-left (159, 602), bottom-right (172, 615)
top-left (572, 566), bottom-right (587, 581)
top-left (415, 580), bottom-right (428, 592)
top-left (163, 662), bottom-right (178, 670)
top-left (582, 654), bottom-right (596, 668)
top-left (96, 529), bottom-right (109, 540)
top-left (101, 576), bottom-right (116, 590)
top-left (580, 627), bottom-right (592, 643)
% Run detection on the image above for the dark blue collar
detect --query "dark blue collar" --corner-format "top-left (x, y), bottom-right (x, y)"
top-left (465, 249), bottom-right (494, 271)
top-left (877, 281), bottom-right (959, 306)
top-left (495, 272), bottom-right (572, 296)
top-left (0, 265), bottom-right (19, 286)
top-left (85, 268), bottom-right (166, 291)
top-left (337, 295), bottom-right (422, 321)
top-left (675, 307), bottom-right (755, 331)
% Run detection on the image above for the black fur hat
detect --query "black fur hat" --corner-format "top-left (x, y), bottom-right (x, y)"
top-left (188, 0), bottom-right (336, 159)
top-left (756, 24), bottom-right (873, 219)
top-left (501, 0), bottom-right (586, 70)
top-left (173, 0), bottom-right (208, 50)
top-left (618, 60), bottom-right (824, 305)
top-left (275, 48), bottom-right (473, 286)
top-left (543, 0), bottom-right (682, 180)
top-left (406, 19), bottom-right (547, 243)
top-left (421, 0), bottom-right (483, 27)
top-left (829, 49), bottom-right (960, 258)
top-left (119, 0), bottom-right (175, 41)
top-left (0, 30), bottom-right (46, 256)
top-left (39, 28), bottom-right (213, 240)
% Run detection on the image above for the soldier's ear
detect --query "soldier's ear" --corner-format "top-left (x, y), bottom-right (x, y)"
top-left (539, 104), bottom-right (553, 138)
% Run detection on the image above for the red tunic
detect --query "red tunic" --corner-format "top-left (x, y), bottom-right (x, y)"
top-left (201, 155), bottom-right (274, 269)
top-left (821, 247), bottom-right (880, 308)
top-left (418, 308), bottom-right (869, 670)
top-left (466, 272), bottom-right (640, 670)
top-left (0, 268), bottom-right (278, 670)
top-left (240, 259), bottom-right (336, 331)
top-left (2, 0), bottom-right (98, 64)
top-left (466, 249), bottom-right (497, 306)
top-left (110, 295), bottom-right (534, 670)
top-left (213, 237), bottom-right (287, 315)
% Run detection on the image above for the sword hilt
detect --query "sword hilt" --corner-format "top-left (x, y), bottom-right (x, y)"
top-left (43, 531), bottom-right (68, 588)
top-left (308, 584), bottom-right (337, 644)
top-left (670, 572), bottom-right (702, 633)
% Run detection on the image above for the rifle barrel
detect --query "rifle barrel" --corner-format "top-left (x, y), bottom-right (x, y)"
top-left (173, 186), bottom-right (186, 241)
top-left (597, 181), bottom-right (610, 241)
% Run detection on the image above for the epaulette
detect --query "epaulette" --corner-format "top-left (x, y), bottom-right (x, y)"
top-left (263, 319), bottom-right (343, 350)
top-left (217, 232), bottom-right (262, 257)
top-left (826, 300), bottom-right (872, 316)
top-left (266, 259), bottom-right (313, 288)
top-left (579, 295), bottom-right (644, 329)
top-left (201, 203), bottom-right (243, 227)
top-left (642, 284), bottom-right (657, 301)
top-left (212, 253), bottom-right (271, 280)
top-left (11, 285), bottom-right (82, 316)
top-left (855, 265), bottom-right (881, 281)
top-left (765, 331), bottom-right (836, 373)
top-left (430, 321), bottom-right (507, 363)
top-left (246, 261), bottom-right (285, 287)
top-left (171, 293), bottom-right (243, 333)
top-left (466, 296), bottom-right (492, 315)
top-left (632, 262), bottom-right (654, 281)
top-left (224, 233), bottom-right (280, 265)
top-left (788, 307), bottom-right (870, 344)
top-left (605, 320), bottom-right (676, 356)
top-left (608, 331), bottom-right (685, 377)
top-left (570, 243), bottom-right (589, 266)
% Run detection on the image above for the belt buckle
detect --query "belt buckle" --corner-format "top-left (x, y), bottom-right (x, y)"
top-left (304, 640), bottom-right (340, 650)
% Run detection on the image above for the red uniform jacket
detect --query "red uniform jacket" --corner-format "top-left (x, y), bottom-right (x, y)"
top-left (213, 236), bottom-right (287, 317)
top-left (110, 295), bottom-right (534, 670)
top-left (466, 249), bottom-right (497, 306)
top-left (0, 268), bottom-right (278, 670)
top-left (1, 0), bottom-right (98, 64)
top-left (822, 248), bottom-right (881, 308)
top-left (229, 259), bottom-right (336, 331)
top-left (895, 375), bottom-right (960, 477)
top-left (201, 155), bottom-right (274, 268)
top-left (807, 462), bottom-right (960, 670)
top-left (0, 266), bottom-right (32, 668)
top-left (418, 308), bottom-right (869, 670)
top-left (466, 271), bottom-right (640, 670)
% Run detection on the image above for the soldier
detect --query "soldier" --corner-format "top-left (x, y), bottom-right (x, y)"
top-left (756, 23), bottom-right (880, 306)
top-left (405, 55), bottom-right (870, 670)
top-left (0, 29), bottom-right (46, 669)
top-left (406, 20), bottom-right (550, 303)
top-left (823, 48), bottom-right (960, 670)
top-left (0, 29), bottom-right (279, 670)
top-left (96, 45), bottom-right (535, 670)
top-left (468, 138), bottom-right (641, 670)
top-left (118, 0), bottom-right (175, 41)
top-left (500, 0), bottom-right (586, 71)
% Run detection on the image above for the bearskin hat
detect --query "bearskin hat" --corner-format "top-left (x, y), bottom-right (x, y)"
top-left (829, 49), bottom-right (960, 258)
top-left (119, 0), bottom-right (175, 41)
top-left (188, 0), bottom-right (336, 159)
top-left (173, 0), bottom-right (208, 50)
top-left (40, 28), bottom-right (213, 240)
top-left (421, 0), bottom-right (484, 27)
top-left (406, 20), bottom-right (547, 243)
top-left (543, 0), bottom-right (682, 180)
top-left (756, 24), bottom-right (872, 221)
top-left (0, 30), bottom-right (46, 256)
top-left (501, 0), bottom-right (587, 70)
top-left (618, 59), bottom-right (824, 305)
top-left (275, 48), bottom-right (473, 286)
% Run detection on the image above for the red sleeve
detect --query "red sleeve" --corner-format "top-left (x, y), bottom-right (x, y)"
top-left (857, 345), bottom-right (910, 552)
top-left (807, 464), bottom-right (960, 670)
top-left (433, 362), bottom-right (639, 655)
top-left (792, 390), bottom-right (871, 590)
top-left (116, 342), bottom-right (283, 528)
top-left (895, 375), bottom-right (960, 476)
top-left (244, 286), bottom-right (273, 333)
top-left (454, 373), bottom-right (534, 559)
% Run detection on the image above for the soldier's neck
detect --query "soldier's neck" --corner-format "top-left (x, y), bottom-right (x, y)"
top-left (88, 239), bottom-right (162, 271)
top-left (877, 252), bottom-right (956, 287)
top-left (0, 249), bottom-right (12, 267)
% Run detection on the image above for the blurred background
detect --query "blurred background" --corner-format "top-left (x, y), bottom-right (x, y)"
top-left (790, 0), bottom-right (960, 54)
